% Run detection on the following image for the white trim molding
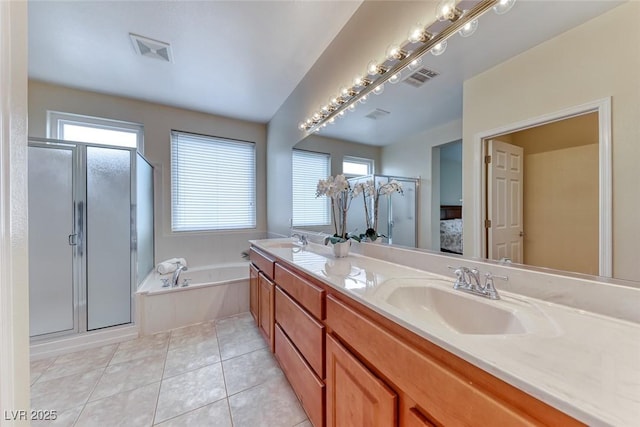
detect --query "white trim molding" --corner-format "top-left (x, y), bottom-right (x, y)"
top-left (472, 97), bottom-right (612, 277)
top-left (0, 0), bottom-right (30, 422)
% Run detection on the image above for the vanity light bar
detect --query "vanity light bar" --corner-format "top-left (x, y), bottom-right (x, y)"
top-left (299, 0), bottom-right (502, 134)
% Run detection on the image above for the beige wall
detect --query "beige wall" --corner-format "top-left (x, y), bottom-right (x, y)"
top-left (382, 118), bottom-right (462, 249)
top-left (505, 113), bottom-right (599, 275)
top-left (28, 81), bottom-right (268, 267)
top-left (462, 2), bottom-right (640, 280)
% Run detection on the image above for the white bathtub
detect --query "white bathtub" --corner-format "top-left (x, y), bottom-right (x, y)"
top-left (136, 262), bottom-right (250, 335)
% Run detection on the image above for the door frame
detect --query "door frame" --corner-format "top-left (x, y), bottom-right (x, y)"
top-left (472, 97), bottom-right (612, 277)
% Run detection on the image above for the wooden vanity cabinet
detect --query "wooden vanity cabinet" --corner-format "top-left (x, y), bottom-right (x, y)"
top-left (249, 264), bottom-right (259, 322)
top-left (258, 272), bottom-right (275, 351)
top-left (273, 262), bottom-right (327, 427)
top-left (325, 294), bottom-right (584, 427)
top-left (249, 247), bottom-right (276, 352)
top-left (326, 333), bottom-right (397, 427)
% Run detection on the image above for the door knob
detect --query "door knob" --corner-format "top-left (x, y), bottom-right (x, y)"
top-left (519, 231), bottom-right (525, 237)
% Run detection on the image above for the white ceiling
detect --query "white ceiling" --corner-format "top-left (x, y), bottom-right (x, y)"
top-left (28, 0), bottom-right (363, 123)
top-left (28, 1), bottom-right (624, 142)
top-left (317, 0), bottom-right (625, 145)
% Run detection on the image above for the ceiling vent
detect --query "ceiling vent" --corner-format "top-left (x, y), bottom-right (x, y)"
top-left (403, 67), bottom-right (439, 88)
top-left (365, 108), bottom-right (391, 120)
top-left (130, 33), bottom-right (173, 63)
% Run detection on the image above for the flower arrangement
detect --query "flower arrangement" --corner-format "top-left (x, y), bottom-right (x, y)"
top-left (316, 174), bottom-right (362, 244)
top-left (357, 179), bottom-right (403, 242)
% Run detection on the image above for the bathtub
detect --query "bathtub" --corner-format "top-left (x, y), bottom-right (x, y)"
top-left (136, 262), bottom-right (250, 335)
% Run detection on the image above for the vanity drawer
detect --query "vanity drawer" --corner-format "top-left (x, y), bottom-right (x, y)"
top-left (275, 324), bottom-right (325, 427)
top-left (250, 247), bottom-right (275, 280)
top-left (274, 263), bottom-right (324, 319)
top-left (275, 286), bottom-right (325, 378)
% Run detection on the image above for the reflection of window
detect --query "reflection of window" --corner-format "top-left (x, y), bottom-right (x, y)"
top-left (48, 111), bottom-right (144, 150)
top-left (343, 156), bottom-right (374, 177)
top-left (292, 149), bottom-right (330, 227)
top-left (171, 131), bottom-right (256, 232)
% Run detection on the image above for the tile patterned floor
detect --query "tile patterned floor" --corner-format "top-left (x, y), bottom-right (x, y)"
top-left (30, 313), bottom-right (310, 427)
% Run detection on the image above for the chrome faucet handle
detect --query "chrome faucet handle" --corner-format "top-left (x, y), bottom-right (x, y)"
top-left (181, 278), bottom-right (191, 287)
top-left (161, 278), bottom-right (170, 287)
top-left (483, 272), bottom-right (508, 300)
top-left (447, 266), bottom-right (466, 289)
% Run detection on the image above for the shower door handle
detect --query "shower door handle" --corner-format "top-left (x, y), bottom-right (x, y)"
top-left (68, 234), bottom-right (78, 246)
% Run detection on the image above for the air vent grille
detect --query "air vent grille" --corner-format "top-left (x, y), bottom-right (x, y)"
top-left (130, 33), bottom-right (173, 63)
top-left (365, 108), bottom-right (391, 120)
top-left (403, 67), bottom-right (439, 87)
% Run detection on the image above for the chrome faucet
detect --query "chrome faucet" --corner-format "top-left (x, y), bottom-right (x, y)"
top-left (448, 266), bottom-right (507, 300)
top-left (172, 262), bottom-right (188, 287)
top-left (291, 233), bottom-right (308, 246)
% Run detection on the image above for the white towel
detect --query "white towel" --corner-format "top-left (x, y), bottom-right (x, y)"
top-left (156, 258), bottom-right (187, 274)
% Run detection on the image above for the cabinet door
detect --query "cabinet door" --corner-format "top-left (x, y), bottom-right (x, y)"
top-left (249, 264), bottom-right (259, 323)
top-left (326, 334), bottom-right (397, 427)
top-left (258, 272), bottom-right (275, 351)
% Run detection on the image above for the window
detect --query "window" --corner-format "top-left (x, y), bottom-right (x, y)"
top-left (343, 156), bottom-right (374, 177)
top-left (48, 111), bottom-right (144, 151)
top-left (292, 149), bottom-right (330, 227)
top-left (171, 131), bottom-right (256, 232)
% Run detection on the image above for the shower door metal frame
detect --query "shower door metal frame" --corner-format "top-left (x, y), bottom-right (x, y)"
top-left (28, 137), bottom-right (138, 340)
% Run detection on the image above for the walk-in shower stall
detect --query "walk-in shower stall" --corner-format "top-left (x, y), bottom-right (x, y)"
top-left (28, 138), bottom-right (154, 340)
top-left (347, 175), bottom-right (419, 247)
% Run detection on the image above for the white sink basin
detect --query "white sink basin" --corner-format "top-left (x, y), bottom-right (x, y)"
top-left (377, 278), bottom-right (558, 336)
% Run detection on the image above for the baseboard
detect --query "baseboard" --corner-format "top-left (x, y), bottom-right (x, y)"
top-left (30, 324), bottom-right (139, 361)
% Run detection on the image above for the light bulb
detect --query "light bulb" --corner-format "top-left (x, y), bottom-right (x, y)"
top-left (388, 72), bottom-right (401, 84)
top-left (341, 86), bottom-right (356, 98)
top-left (386, 44), bottom-right (408, 61)
top-left (436, 0), bottom-right (461, 22)
top-left (338, 110), bottom-right (345, 117)
top-left (431, 40), bottom-right (447, 56)
top-left (373, 84), bottom-right (385, 95)
top-left (407, 56), bottom-right (423, 71)
top-left (408, 24), bottom-right (432, 44)
top-left (298, 122), bottom-right (305, 130)
top-left (359, 94), bottom-right (368, 104)
top-left (348, 103), bottom-right (357, 112)
top-left (367, 60), bottom-right (387, 76)
top-left (493, 0), bottom-right (516, 15)
top-left (353, 75), bottom-right (371, 88)
top-left (458, 18), bottom-right (478, 37)
top-left (328, 117), bottom-right (335, 124)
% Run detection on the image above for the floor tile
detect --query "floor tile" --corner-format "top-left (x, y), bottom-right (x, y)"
top-left (30, 357), bottom-right (57, 385)
top-left (228, 376), bottom-right (307, 427)
top-left (170, 320), bottom-right (216, 339)
top-left (89, 355), bottom-right (165, 401)
top-left (31, 369), bottom-right (104, 413)
top-left (294, 420), bottom-right (313, 427)
top-left (222, 348), bottom-right (283, 395)
top-left (110, 332), bottom-right (169, 365)
top-left (37, 344), bottom-right (117, 382)
top-left (155, 363), bottom-right (227, 423)
top-left (154, 398), bottom-right (232, 427)
top-left (75, 382), bottom-right (160, 427)
top-left (164, 338), bottom-right (221, 379)
top-left (217, 325), bottom-right (266, 360)
top-left (215, 312), bottom-right (256, 338)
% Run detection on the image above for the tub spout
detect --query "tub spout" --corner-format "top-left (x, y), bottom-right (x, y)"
top-left (172, 263), bottom-right (188, 287)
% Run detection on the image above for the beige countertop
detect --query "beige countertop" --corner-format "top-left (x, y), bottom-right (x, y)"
top-left (250, 238), bottom-right (640, 427)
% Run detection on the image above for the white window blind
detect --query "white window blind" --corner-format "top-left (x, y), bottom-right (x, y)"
top-left (171, 131), bottom-right (256, 231)
top-left (292, 149), bottom-right (330, 227)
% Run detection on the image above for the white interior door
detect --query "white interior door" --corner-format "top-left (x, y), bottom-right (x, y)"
top-left (487, 139), bottom-right (524, 263)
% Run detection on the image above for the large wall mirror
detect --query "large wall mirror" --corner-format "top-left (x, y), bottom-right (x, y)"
top-left (291, 0), bottom-right (639, 284)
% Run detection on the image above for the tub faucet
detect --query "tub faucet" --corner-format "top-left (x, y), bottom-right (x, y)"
top-left (172, 262), bottom-right (188, 287)
top-left (291, 233), bottom-right (308, 246)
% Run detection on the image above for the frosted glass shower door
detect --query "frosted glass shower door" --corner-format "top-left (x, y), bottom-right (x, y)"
top-left (28, 146), bottom-right (76, 337)
top-left (86, 146), bottom-right (132, 330)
